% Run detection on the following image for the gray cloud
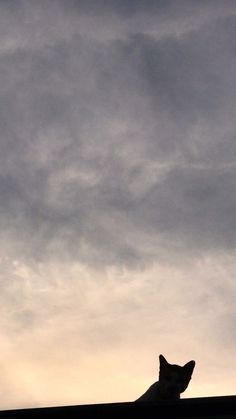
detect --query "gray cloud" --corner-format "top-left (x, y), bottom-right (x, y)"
top-left (0, 6), bottom-right (236, 267)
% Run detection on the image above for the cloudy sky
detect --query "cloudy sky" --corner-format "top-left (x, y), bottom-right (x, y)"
top-left (1, 0), bottom-right (236, 410)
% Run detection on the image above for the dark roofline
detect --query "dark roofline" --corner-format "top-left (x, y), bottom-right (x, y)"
top-left (0, 395), bottom-right (236, 418)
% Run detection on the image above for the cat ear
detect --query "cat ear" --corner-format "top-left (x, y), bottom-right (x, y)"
top-left (183, 360), bottom-right (195, 376)
top-left (159, 354), bottom-right (169, 367)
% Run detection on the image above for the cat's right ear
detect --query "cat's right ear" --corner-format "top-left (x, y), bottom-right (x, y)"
top-left (184, 360), bottom-right (195, 376)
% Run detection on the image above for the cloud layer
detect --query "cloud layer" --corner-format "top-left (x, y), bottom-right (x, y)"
top-left (1, 4), bottom-right (236, 266)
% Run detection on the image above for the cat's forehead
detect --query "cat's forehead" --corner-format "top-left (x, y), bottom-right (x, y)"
top-left (161, 363), bottom-right (187, 376)
top-left (164, 364), bottom-right (182, 371)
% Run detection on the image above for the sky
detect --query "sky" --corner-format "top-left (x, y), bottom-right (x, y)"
top-left (0, 0), bottom-right (236, 410)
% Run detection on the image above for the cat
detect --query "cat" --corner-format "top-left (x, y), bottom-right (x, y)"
top-left (135, 354), bottom-right (195, 402)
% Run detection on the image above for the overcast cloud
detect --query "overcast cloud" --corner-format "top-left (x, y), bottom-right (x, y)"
top-left (0, 0), bottom-right (236, 409)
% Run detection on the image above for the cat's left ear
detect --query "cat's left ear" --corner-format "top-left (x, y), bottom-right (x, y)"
top-left (159, 354), bottom-right (169, 367)
top-left (183, 360), bottom-right (195, 376)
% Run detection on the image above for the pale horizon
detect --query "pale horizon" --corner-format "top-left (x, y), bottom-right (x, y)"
top-left (0, 0), bottom-right (236, 410)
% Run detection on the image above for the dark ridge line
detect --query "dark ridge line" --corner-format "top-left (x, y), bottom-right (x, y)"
top-left (0, 395), bottom-right (236, 418)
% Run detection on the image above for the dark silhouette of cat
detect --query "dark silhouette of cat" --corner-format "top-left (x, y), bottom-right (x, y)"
top-left (136, 354), bottom-right (195, 402)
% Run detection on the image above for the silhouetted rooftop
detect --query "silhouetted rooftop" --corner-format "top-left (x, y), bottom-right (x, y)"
top-left (0, 395), bottom-right (236, 418)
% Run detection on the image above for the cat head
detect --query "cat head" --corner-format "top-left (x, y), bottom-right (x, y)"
top-left (158, 354), bottom-right (195, 400)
